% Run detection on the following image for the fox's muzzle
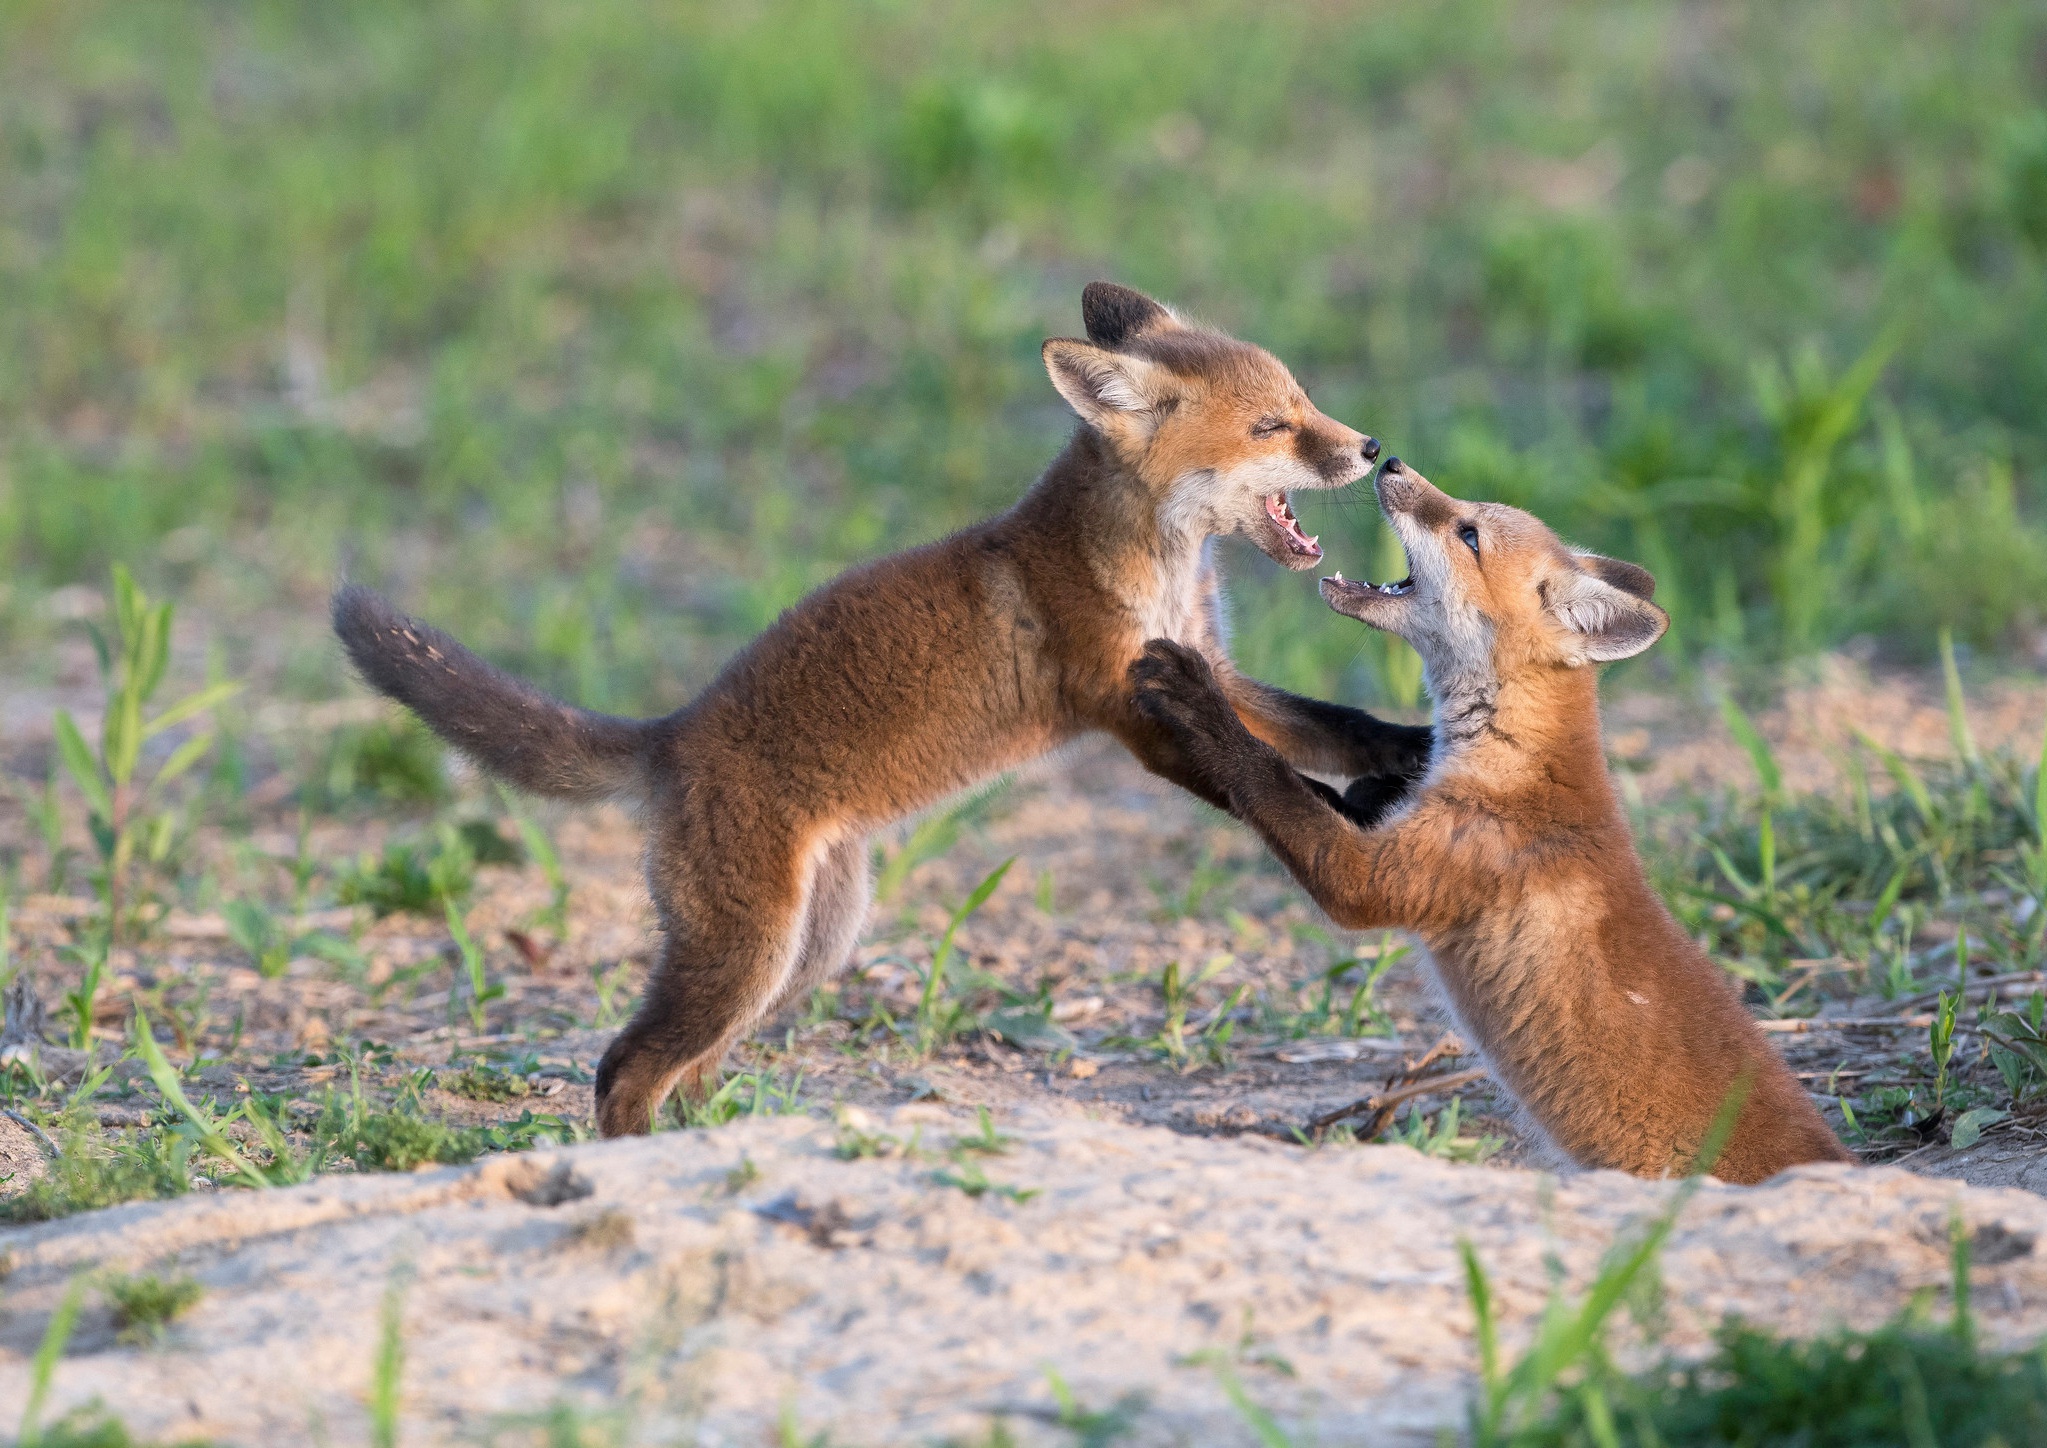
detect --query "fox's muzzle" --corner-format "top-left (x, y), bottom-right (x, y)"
top-left (1372, 457), bottom-right (1457, 528)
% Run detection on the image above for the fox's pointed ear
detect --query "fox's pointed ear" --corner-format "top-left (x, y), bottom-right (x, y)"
top-left (1081, 282), bottom-right (1178, 347)
top-left (1042, 339), bottom-right (1167, 434)
top-left (1547, 570), bottom-right (1668, 664)
top-left (1574, 552), bottom-right (1657, 601)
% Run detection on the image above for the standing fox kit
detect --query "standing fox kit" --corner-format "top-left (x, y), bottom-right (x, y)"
top-left (1131, 459), bottom-right (1852, 1183)
top-left (335, 284), bottom-right (1430, 1136)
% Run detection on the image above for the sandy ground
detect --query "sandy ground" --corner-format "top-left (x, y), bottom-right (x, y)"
top-left (5, 1106), bottom-right (2047, 1446)
top-left (0, 654), bottom-right (2044, 1442)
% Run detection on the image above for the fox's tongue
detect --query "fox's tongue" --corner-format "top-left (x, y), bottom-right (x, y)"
top-left (1264, 494), bottom-right (1320, 558)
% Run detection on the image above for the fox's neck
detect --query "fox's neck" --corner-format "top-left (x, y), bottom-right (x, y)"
top-left (1428, 662), bottom-right (1616, 807)
top-left (1028, 428), bottom-right (1209, 623)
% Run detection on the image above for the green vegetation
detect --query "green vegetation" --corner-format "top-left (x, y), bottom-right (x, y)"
top-left (0, 1118), bottom-right (189, 1225)
top-left (1637, 675), bottom-right (2047, 1154)
top-left (1493, 1223), bottom-right (2047, 1447)
top-left (311, 719), bottom-right (449, 812)
top-left (913, 858), bottom-right (1016, 1054)
top-left (104, 1272), bottom-right (203, 1346)
top-left (48, 567), bottom-right (236, 943)
top-left (5, 2), bottom-right (2045, 711)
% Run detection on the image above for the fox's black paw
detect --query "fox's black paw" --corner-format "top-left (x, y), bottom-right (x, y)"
top-left (1130, 639), bottom-right (1242, 745)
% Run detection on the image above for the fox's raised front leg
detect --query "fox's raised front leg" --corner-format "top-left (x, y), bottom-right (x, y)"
top-left (1129, 639), bottom-right (1419, 931)
top-left (1218, 669), bottom-right (1431, 789)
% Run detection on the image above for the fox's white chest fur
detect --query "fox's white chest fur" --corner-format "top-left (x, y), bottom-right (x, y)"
top-left (1127, 535), bottom-right (1216, 648)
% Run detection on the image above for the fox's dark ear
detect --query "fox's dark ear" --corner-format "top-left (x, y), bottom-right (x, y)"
top-left (1548, 571), bottom-right (1668, 664)
top-left (1576, 552), bottom-right (1657, 601)
top-left (1043, 338), bottom-right (1165, 433)
top-left (1081, 282), bottom-right (1176, 347)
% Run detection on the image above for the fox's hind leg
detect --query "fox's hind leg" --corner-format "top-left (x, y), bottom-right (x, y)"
top-left (769, 835), bottom-right (873, 1016)
top-left (594, 823), bottom-right (830, 1137)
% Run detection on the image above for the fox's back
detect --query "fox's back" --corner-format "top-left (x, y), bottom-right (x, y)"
top-left (664, 521), bottom-right (1068, 824)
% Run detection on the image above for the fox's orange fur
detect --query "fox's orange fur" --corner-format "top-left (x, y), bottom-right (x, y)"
top-left (1132, 460), bottom-right (1852, 1183)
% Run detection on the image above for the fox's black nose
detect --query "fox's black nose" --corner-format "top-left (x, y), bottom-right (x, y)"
top-left (1361, 436), bottom-right (1381, 463)
top-left (1381, 455), bottom-right (1403, 475)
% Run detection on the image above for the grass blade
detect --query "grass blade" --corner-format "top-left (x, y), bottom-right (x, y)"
top-left (1717, 693), bottom-right (1781, 801)
top-left (132, 1006), bottom-right (270, 1189)
top-left (19, 1275), bottom-right (86, 1445)
top-left (1939, 629), bottom-right (1979, 767)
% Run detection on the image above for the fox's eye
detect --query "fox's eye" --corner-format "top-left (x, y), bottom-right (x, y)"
top-left (1251, 417), bottom-right (1291, 438)
top-left (1459, 525), bottom-right (1480, 558)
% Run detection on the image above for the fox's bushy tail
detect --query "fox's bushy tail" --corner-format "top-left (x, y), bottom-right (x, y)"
top-left (332, 584), bottom-right (649, 804)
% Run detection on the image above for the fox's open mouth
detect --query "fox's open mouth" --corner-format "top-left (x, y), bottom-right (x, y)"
top-left (1263, 494), bottom-right (1321, 559)
top-left (1319, 570), bottom-right (1413, 622)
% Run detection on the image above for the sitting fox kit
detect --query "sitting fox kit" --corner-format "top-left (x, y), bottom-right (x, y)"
top-left (1131, 459), bottom-right (1852, 1183)
top-left (335, 284), bottom-right (1430, 1136)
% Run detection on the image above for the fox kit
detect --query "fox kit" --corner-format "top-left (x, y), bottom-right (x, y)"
top-left (335, 284), bottom-right (1431, 1137)
top-left (1130, 459), bottom-right (1852, 1183)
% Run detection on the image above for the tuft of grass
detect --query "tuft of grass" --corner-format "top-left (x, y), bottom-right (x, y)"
top-left (913, 858), bottom-right (1015, 1055)
top-left (1106, 956), bottom-right (1246, 1070)
top-left (0, 1120), bottom-right (188, 1225)
top-left (675, 1070), bottom-right (806, 1130)
top-left (338, 828), bottom-right (476, 917)
top-left (104, 1272), bottom-right (203, 1346)
top-left (444, 1063), bottom-right (532, 1103)
top-left (445, 902), bottom-right (503, 1034)
top-left (312, 718), bottom-right (449, 812)
top-left (1507, 1220), bottom-right (2046, 1447)
top-left (931, 1157), bottom-right (1039, 1204)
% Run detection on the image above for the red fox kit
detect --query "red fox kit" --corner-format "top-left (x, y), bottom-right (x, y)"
top-left (1130, 459), bottom-right (1852, 1183)
top-left (335, 284), bottom-right (1431, 1137)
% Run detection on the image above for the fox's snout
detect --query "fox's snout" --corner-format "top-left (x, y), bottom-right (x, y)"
top-left (1295, 422), bottom-right (1381, 488)
top-left (1372, 457), bottom-right (1454, 525)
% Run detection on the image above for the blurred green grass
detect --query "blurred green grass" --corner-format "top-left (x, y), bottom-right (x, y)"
top-left (3, 0), bottom-right (2045, 709)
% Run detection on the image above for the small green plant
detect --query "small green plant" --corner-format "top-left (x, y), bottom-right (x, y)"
top-left (505, 796), bottom-right (571, 940)
top-left (0, 1119), bottom-right (189, 1224)
top-left (52, 565), bottom-right (239, 942)
top-left (445, 1062), bottom-right (531, 1103)
top-left (446, 901), bottom-right (503, 1033)
top-left (591, 960), bottom-right (633, 1028)
top-left (874, 779), bottom-right (1012, 906)
top-left (1383, 1097), bottom-right (1503, 1164)
top-left (1041, 1366), bottom-right (1145, 1448)
top-left (1112, 956), bottom-right (1246, 1069)
top-left (60, 943), bottom-right (106, 1050)
top-left (19, 1275), bottom-right (87, 1446)
top-left (371, 1269), bottom-right (408, 1448)
top-left (1274, 937), bottom-right (1406, 1039)
top-left (833, 1111), bottom-right (903, 1160)
top-left (1929, 986), bottom-right (1959, 1113)
top-left (222, 899), bottom-right (292, 979)
top-left (953, 1105), bottom-right (1013, 1157)
top-left (338, 828), bottom-right (475, 916)
top-left (105, 1271), bottom-right (203, 1345)
top-left (932, 1157), bottom-right (1038, 1203)
top-left (1149, 848), bottom-right (1231, 922)
top-left (315, 716), bottom-right (449, 810)
top-left (131, 1008), bottom-right (273, 1189)
top-left (677, 1069), bottom-right (805, 1129)
top-left (915, 857), bottom-right (1015, 1054)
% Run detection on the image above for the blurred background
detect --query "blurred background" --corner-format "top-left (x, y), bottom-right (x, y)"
top-left (4, 0), bottom-right (2045, 714)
